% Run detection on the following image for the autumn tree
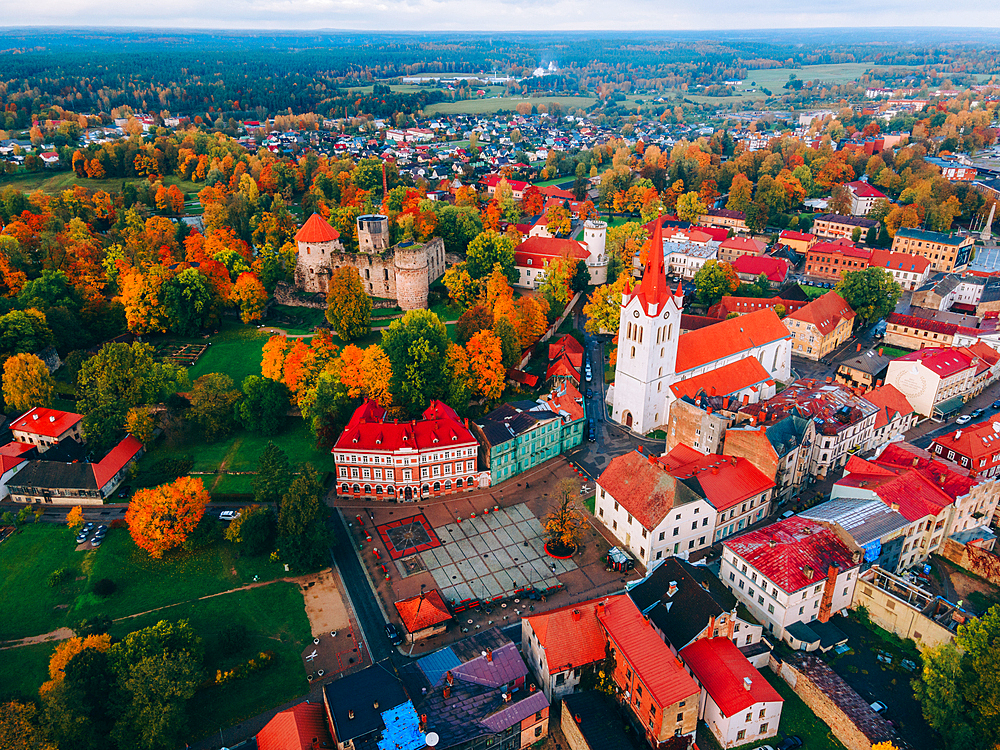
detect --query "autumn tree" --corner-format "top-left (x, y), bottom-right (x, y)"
top-left (66, 505), bottom-right (84, 529)
top-left (675, 191), bottom-right (707, 223)
top-left (381, 309), bottom-right (452, 414)
top-left (325, 266), bottom-right (371, 342)
top-left (693, 260), bottom-right (739, 307)
top-left (456, 305), bottom-right (493, 344)
top-left (516, 296), bottom-right (549, 348)
top-left (539, 256), bottom-right (575, 308)
top-left (230, 272), bottom-right (267, 323)
top-left (125, 407), bottom-right (156, 446)
top-left (126, 476), bottom-right (210, 559)
top-left (2, 352), bottom-right (54, 412)
top-left (443, 262), bottom-right (478, 308)
top-left (40, 634), bottom-right (113, 697)
top-left (0, 701), bottom-right (55, 750)
top-left (466, 331), bottom-right (506, 403)
top-left (584, 273), bottom-right (631, 334)
top-left (466, 231), bottom-right (517, 284)
top-left (726, 173), bottom-right (753, 214)
top-left (189, 373), bottom-right (241, 442)
top-left (492, 317), bottom-right (521, 369)
top-left (543, 479), bottom-right (585, 554)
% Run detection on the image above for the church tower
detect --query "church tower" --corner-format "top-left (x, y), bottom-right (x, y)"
top-left (611, 217), bottom-right (684, 434)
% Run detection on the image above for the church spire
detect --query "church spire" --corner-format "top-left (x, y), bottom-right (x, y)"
top-left (638, 212), bottom-right (669, 306)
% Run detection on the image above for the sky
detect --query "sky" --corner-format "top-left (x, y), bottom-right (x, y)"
top-left (2, 0), bottom-right (1000, 32)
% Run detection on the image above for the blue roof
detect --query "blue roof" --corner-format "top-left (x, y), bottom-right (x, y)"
top-left (417, 647), bottom-right (462, 687)
top-left (377, 700), bottom-right (425, 750)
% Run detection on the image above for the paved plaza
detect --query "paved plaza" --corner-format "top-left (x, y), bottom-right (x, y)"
top-left (414, 504), bottom-right (575, 604)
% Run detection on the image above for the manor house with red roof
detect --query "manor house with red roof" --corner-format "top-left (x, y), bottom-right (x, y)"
top-left (610, 218), bottom-right (791, 434)
top-left (333, 400), bottom-right (485, 501)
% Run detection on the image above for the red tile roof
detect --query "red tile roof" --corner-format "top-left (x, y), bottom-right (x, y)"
top-left (732, 255), bottom-right (788, 283)
top-left (93, 435), bottom-right (143, 489)
top-left (807, 241), bottom-right (871, 261)
top-left (334, 399), bottom-right (477, 453)
top-left (506, 368), bottom-right (540, 388)
top-left (864, 384), bottom-right (915, 429)
top-left (481, 174), bottom-right (529, 191)
top-left (546, 354), bottom-right (580, 383)
top-left (525, 598), bottom-right (609, 673)
top-left (724, 516), bottom-right (858, 594)
top-left (663, 446), bottom-right (775, 512)
top-left (697, 226), bottom-right (730, 243)
top-left (886, 312), bottom-right (958, 337)
top-left (779, 230), bottom-right (816, 243)
top-left (540, 382), bottom-right (585, 422)
top-left (675, 308), bottom-right (790, 374)
top-left (11, 407), bottom-right (83, 439)
top-left (548, 334), bottom-right (584, 365)
top-left (537, 185), bottom-right (576, 201)
top-left (931, 419), bottom-right (1000, 462)
top-left (706, 296), bottom-right (806, 319)
top-left (892, 346), bottom-right (979, 378)
top-left (395, 589), bottom-right (452, 633)
top-left (597, 451), bottom-right (687, 529)
top-left (256, 702), bottom-right (333, 750)
top-left (0, 453), bottom-right (27, 475)
top-left (514, 236), bottom-right (589, 268)
top-left (869, 249), bottom-right (930, 274)
top-left (720, 237), bottom-right (767, 255)
top-left (0, 441), bottom-right (35, 457)
top-left (786, 291), bottom-right (855, 336)
top-left (680, 314), bottom-right (720, 332)
top-left (635, 214), bottom-right (681, 315)
top-left (680, 638), bottom-right (783, 716)
top-left (294, 213), bottom-right (341, 243)
top-left (846, 181), bottom-right (888, 199)
top-left (597, 596), bottom-right (699, 708)
top-left (669, 356), bottom-right (773, 401)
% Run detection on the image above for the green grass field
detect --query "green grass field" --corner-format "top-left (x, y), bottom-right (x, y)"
top-left (109, 583), bottom-right (311, 741)
top-left (187, 325), bottom-right (270, 386)
top-left (0, 171), bottom-right (202, 198)
top-left (879, 345), bottom-right (911, 359)
top-left (734, 63), bottom-right (920, 101)
top-left (269, 305), bottom-right (328, 335)
top-left (425, 96), bottom-right (597, 115)
top-left (0, 641), bottom-right (57, 701)
top-left (0, 523), bottom-right (289, 641)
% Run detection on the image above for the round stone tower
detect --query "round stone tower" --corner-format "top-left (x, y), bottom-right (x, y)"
top-left (584, 219), bottom-right (609, 286)
top-left (357, 214), bottom-right (390, 254)
top-left (393, 240), bottom-right (430, 310)
top-left (294, 213), bottom-right (343, 294)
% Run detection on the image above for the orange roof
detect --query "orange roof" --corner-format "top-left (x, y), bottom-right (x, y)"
top-left (93, 435), bottom-right (143, 489)
top-left (11, 407), bottom-right (83, 439)
top-left (637, 215), bottom-right (673, 311)
top-left (256, 702), bottom-right (333, 750)
top-left (669, 356), bottom-right (773, 401)
top-left (864, 384), bottom-right (914, 429)
top-left (394, 589), bottom-right (452, 633)
top-left (514, 236), bottom-right (589, 264)
top-left (597, 450), bottom-right (693, 529)
top-left (675, 308), bottom-right (790, 374)
top-left (294, 213), bottom-right (341, 243)
top-left (680, 638), bottom-right (782, 716)
top-left (663, 446), bottom-right (776, 512)
top-left (546, 354), bottom-right (580, 383)
top-left (786, 290), bottom-right (855, 336)
top-left (524, 599), bottom-right (608, 673)
top-left (719, 236), bottom-right (767, 255)
top-left (597, 596), bottom-right (699, 708)
top-left (540, 382), bottom-right (585, 422)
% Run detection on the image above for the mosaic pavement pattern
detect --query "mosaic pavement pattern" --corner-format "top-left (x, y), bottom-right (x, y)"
top-left (377, 514), bottom-right (441, 560)
top-left (418, 503), bottom-right (576, 604)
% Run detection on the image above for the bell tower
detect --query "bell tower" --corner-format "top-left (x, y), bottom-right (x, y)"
top-left (611, 216), bottom-right (683, 434)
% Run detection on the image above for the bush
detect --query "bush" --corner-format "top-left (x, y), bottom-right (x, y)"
top-left (75, 613), bottom-right (113, 637)
top-left (182, 513), bottom-right (221, 552)
top-left (219, 623), bottom-right (248, 656)
top-left (92, 578), bottom-right (117, 597)
top-left (135, 456), bottom-right (194, 488)
top-left (47, 567), bottom-right (74, 587)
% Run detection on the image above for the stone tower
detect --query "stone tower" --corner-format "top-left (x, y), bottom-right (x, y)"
top-left (294, 213), bottom-right (344, 294)
top-left (982, 203), bottom-right (996, 242)
top-left (393, 240), bottom-right (430, 310)
top-left (583, 220), bottom-right (609, 285)
top-left (610, 218), bottom-right (684, 434)
top-left (358, 214), bottom-right (390, 253)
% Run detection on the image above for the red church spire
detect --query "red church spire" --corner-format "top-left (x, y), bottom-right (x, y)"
top-left (638, 212), bottom-right (669, 307)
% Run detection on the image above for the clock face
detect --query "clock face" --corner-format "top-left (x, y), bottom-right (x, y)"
top-left (633, 310), bottom-right (640, 318)
top-left (663, 311), bottom-right (670, 319)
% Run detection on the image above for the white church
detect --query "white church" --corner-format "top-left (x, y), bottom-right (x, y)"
top-left (610, 219), bottom-right (792, 434)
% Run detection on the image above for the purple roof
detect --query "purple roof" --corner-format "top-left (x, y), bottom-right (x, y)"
top-left (481, 691), bottom-right (549, 733)
top-left (452, 643), bottom-right (527, 688)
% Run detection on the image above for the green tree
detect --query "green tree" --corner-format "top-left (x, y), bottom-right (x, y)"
top-left (276, 464), bottom-right (331, 572)
top-left (112, 651), bottom-right (202, 750)
top-left (466, 231), bottom-right (517, 284)
top-left (675, 191), bottom-right (707, 223)
top-left (572, 260), bottom-right (590, 293)
top-left (0, 309), bottom-right (53, 358)
top-left (381, 309), bottom-right (451, 414)
top-left (188, 373), bottom-right (241, 442)
top-left (42, 648), bottom-right (118, 750)
top-left (163, 268), bottom-right (215, 335)
top-left (325, 266), bottom-right (371, 342)
top-left (18, 269), bottom-right (79, 311)
top-left (224, 504), bottom-right (275, 556)
top-left (693, 260), bottom-right (739, 307)
top-left (836, 267), bottom-right (902, 329)
top-left (237, 375), bottom-right (289, 436)
top-left (492, 317), bottom-right (521, 369)
top-left (744, 202), bottom-right (769, 235)
top-left (253, 442), bottom-right (293, 505)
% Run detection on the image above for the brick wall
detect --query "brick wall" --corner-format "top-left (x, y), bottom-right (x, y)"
top-left (940, 538), bottom-right (1000, 586)
top-left (560, 702), bottom-right (591, 750)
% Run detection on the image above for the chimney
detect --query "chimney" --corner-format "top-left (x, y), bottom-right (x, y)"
top-left (879, 349), bottom-right (884, 357)
top-left (826, 376), bottom-right (832, 384)
top-left (743, 677), bottom-right (753, 691)
top-left (939, 474), bottom-right (947, 485)
top-left (596, 600), bottom-right (606, 616)
top-left (876, 379), bottom-right (883, 387)
top-left (707, 406), bottom-right (713, 415)
top-left (667, 581), bottom-right (679, 597)
top-left (769, 539), bottom-right (776, 548)
top-left (711, 466), bottom-right (719, 475)
top-left (446, 671), bottom-right (454, 686)
top-left (955, 430), bottom-right (962, 439)
top-left (348, 710), bottom-right (355, 720)
top-left (443, 686), bottom-right (452, 699)
top-left (486, 648), bottom-right (493, 663)
top-left (912, 457), bottom-right (919, 467)
top-left (743, 393), bottom-right (750, 405)
top-left (803, 565), bottom-right (814, 580)
top-left (857, 343), bottom-right (862, 352)
top-left (373, 701), bottom-right (379, 710)
top-left (711, 386), bottom-right (717, 396)
top-left (572, 609), bottom-right (582, 621)
top-left (890, 502), bottom-right (900, 511)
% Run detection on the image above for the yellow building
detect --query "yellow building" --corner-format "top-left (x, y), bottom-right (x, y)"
top-left (784, 291), bottom-right (856, 361)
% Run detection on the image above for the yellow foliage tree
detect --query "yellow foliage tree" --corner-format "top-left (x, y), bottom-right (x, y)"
top-left (466, 330), bottom-right (506, 403)
top-left (125, 406), bottom-right (156, 446)
top-left (66, 506), bottom-right (84, 529)
top-left (39, 634), bottom-right (112, 697)
top-left (2, 353), bottom-right (54, 412)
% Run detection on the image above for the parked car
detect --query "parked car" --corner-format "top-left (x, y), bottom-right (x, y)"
top-left (956, 414), bottom-right (972, 425)
top-left (219, 510), bottom-right (241, 521)
top-left (972, 408), bottom-right (985, 418)
top-left (992, 400), bottom-right (1000, 409)
top-left (588, 418), bottom-right (597, 443)
top-left (117, 485), bottom-right (131, 498)
top-left (776, 737), bottom-right (804, 750)
top-left (80, 522), bottom-right (94, 533)
top-left (780, 510), bottom-right (795, 519)
top-left (871, 700), bottom-right (888, 715)
top-left (94, 525), bottom-right (108, 539)
top-left (75, 531), bottom-right (90, 545)
top-left (385, 622), bottom-right (403, 645)
top-left (90, 537), bottom-right (103, 548)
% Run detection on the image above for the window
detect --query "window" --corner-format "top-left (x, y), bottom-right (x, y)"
top-left (659, 531), bottom-right (665, 541)
top-left (612, 521), bottom-right (617, 530)
top-left (737, 730), bottom-right (746, 741)
top-left (676, 714), bottom-right (683, 723)
top-left (556, 673), bottom-right (565, 685)
top-left (599, 507), bottom-right (604, 517)
top-left (534, 726), bottom-right (542, 738)
top-left (768, 604), bottom-right (774, 613)
top-left (745, 713), bottom-right (752, 722)
top-left (760, 723), bottom-right (769, 734)
top-left (739, 580), bottom-right (745, 589)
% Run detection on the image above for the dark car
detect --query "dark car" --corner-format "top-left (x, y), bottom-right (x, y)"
top-left (776, 737), bottom-right (804, 750)
top-left (588, 419), bottom-right (597, 442)
top-left (972, 408), bottom-right (986, 418)
top-left (75, 531), bottom-right (90, 545)
top-left (586, 388), bottom-right (593, 399)
top-left (385, 622), bottom-right (403, 645)
top-left (993, 400), bottom-right (1000, 409)
top-left (81, 521), bottom-right (95, 533)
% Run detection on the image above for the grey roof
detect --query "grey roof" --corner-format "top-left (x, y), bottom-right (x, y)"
top-left (10, 460), bottom-right (97, 491)
top-left (799, 497), bottom-right (908, 546)
top-left (475, 404), bottom-right (542, 447)
top-left (765, 414), bottom-right (811, 459)
top-left (895, 227), bottom-right (970, 246)
top-left (323, 664), bottom-right (410, 743)
top-left (980, 277), bottom-right (1000, 305)
top-left (814, 213), bottom-right (878, 228)
top-left (838, 350), bottom-right (892, 377)
top-left (561, 692), bottom-right (636, 750)
top-left (950, 526), bottom-right (996, 545)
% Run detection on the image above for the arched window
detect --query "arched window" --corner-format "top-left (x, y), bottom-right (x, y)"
top-left (456, 478), bottom-right (463, 488)
top-left (445, 480), bottom-right (452, 490)
top-left (638, 327), bottom-right (643, 343)
top-left (353, 484), bottom-right (360, 494)
top-left (364, 485), bottom-right (372, 495)
top-left (341, 483), bottom-right (349, 495)
top-left (433, 481), bottom-right (441, 492)
top-left (667, 323), bottom-right (673, 340)
top-left (387, 486), bottom-right (395, 496)
top-left (307, 247), bottom-right (311, 255)
top-left (365, 268), bottom-right (370, 279)
top-left (375, 485), bottom-right (383, 494)
top-left (422, 484), bottom-right (430, 495)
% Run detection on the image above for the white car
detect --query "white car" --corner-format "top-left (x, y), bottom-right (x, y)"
top-left (871, 700), bottom-right (888, 715)
top-left (956, 414), bottom-right (972, 425)
top-left (219, 510), bottom-right (241, 521)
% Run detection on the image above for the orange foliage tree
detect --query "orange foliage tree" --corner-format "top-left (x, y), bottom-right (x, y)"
top-left (125, 476), bottom-right (210, 559)
top-left (230, 272), bottom-right (267, 323)
top-left (466, 330), bottom-right (506, 402)
top-left (39, 634), bottom-right (112, 697)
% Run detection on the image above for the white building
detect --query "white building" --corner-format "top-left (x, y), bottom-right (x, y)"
top-left (721, 517), bottom-right (860, 648)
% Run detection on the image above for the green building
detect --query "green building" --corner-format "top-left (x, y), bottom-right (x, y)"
top-left (472, 384), bottom-right (586, 485)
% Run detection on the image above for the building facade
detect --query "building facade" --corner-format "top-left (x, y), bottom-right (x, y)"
top-left (811, 214), bottom-right (879, 241)
top-left (891, 227), bottom-right (974, 273)
top-left (784, 291), bottom-right (856, 362)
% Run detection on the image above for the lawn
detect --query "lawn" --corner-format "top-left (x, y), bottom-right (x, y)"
top-left (0, 524), bottom-right (90, 641)
top-left (0, 641), bottom-right (57, 701)
top-left (800, 285), bottom-right (828, 299)
top-left (269, 305), bottom-right (328, 335)
top-left (736, 63), bottom-right (914, 100)
top-left (879, 345), bottom-right (911, 359)
top-left (761, 668), bottom-right (847, 750)
top-left (109, 583), bottom-right (311, 742)
top-left (0, 522), bottom-right (289, 641)
top-left (0, 171), bottom-right (201, 198)
top-left (425, 95), bottom-right (597, 116)
top-left (187, 325), bottom-right (270, 386)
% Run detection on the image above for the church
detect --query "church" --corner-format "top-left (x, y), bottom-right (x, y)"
top-left (610, 218), bottom-right (792, 435)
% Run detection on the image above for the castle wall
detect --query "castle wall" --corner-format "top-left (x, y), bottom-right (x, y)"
top-left (296, 238), bottom-right (343, 293)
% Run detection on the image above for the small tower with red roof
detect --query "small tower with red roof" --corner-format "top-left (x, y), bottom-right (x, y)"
top-left (611, 215), bottom-right (684, 434)
top-left (294, 213), bottom-right (344, 293)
